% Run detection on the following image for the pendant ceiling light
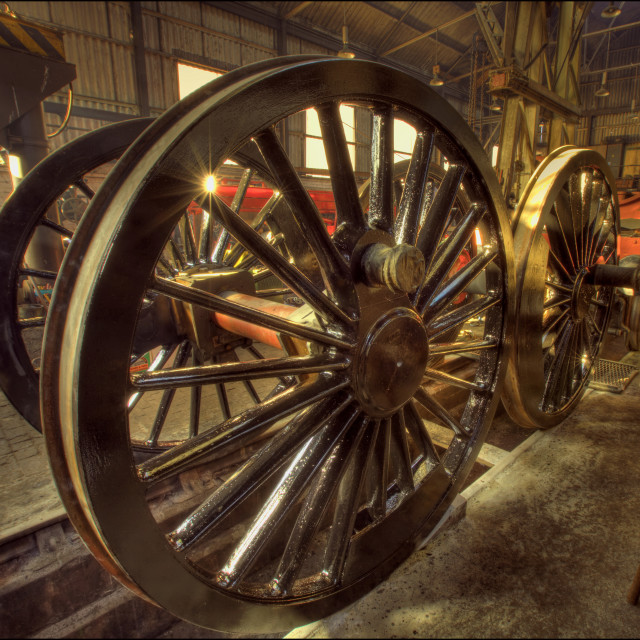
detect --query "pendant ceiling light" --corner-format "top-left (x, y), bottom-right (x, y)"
top-left (601, 2), bottom-right (621, 18)
top-left (337, 6), bottom-right (355, 59)
top-left (595, 34), bottom-right (612, 98)
top-left (430, 29), bottom-right (444, 86)
top-left (489, 97), bottom-right (502, 111)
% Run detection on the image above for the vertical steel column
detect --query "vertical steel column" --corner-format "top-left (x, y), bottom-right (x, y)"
top-left (130, 1), bottom-right (150, 117)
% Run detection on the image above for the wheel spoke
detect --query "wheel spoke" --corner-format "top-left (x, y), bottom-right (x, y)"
top-left (168, 238), bottom-right (187, 271)
top-left (427, 295), bottom-right (499, 340)
top-left (317, 101), bottom-right (366, 232)
top-left (416, 202), bottom-right (486, 305)
top-left (422, 367), bottom-right (486, 392)
top-left (394, 127), bottom-right (434, 245)
top-left (215, 403), bottom-right (358, 588)
top-left (543, 294), bottom-right (571, 310)
top-left (208, 194), bottom-right (353, 328)
top-left (569, 172), bottom-right (586, 266)
top-left (585, 196), bottom-right (608, 265)
top-left (322, 417), bottom-right (377, 586)
top-left (223, 192), bottom-right (283, 267)
top-left (590, 214), bottom-right (615, 263)
top-left (421, 250), bottom-right (497, 321)
top-left (190, 350), bottom-right (202, 438)
top-left (542, 319), bottom-right (574, 410)
top-left (19, 267), bottom-right (57, 280)
top-left (365, 418), bottom-right (390, 520)
top-left (270, 406), bottom-right (364, 596)
top-left (146, 340), bottom-right (191, 446)
top-left (131, 353), bottom-right (348, 390)
top-left (18, 317), bottom-right (46, 328)
top-left (429, 339), bottom-right (496, 357)
top-left (167, 393), bottom-right (353, 552)
top-left (73, 178), bottom-right (94, 198)
top-left (368, 105), bottom-right (394, 234)
top-left (254, 127), bottom-right (353, 311)
top-left (413, 387), bottom-right (469, 439)
top-left (137, 375), bottom-right (346, 483)
top-left (151, 276), bottom-right (354, 349)
top-left (542, 308), bottom-right (570, 346)
top-left (415, 164), bottom-right (466, 273)
top-left (389, 412), bottom-right (414, 493)
top-left (548, 191), bottom-right (579, 273)
top-left (211, 168), bottom-right (253, 264)
top-left (405, 401), bottom-right (440, 467)
top-left (181, 214), bottom-right (198, 264)
top-left (128, 345), bottom-right (176, 411)
top-left (545, 280), bottom-right (573, 295)
top-left (40, 217), bottom-right (74, 238)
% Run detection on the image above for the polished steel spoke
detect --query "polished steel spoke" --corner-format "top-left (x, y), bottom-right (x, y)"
top-left (542, 308), bottom-right (570, 346)
top-left (39, 217), bottom-right (74, 238)
top-left (224, 192), bottom-right (283, 267)
top-left (321, 417), bottom-right (376, 586)
top-left (395, 127), bottom-right (434, 245)
top-left (543, 294), bottom-right (571, 310)
top-left (317, 101), bottom-right (366, 232)
top-left (365, 418), bottom-right (389, 520)
top-left (189, 350), bottom-right (202, 438)
top-left (131, 353), bottom-right (348, 390)
top-left (19, 267), bottom-right (57, 280)
top-left (427, 295), bottom-right (499, 340)
top-left (167, 394), bottom-right (353, 552)
top-left (545, 280), bottom-right (573, 295)
top-left (151, 276), bottom-right (353, 349)
top-left (414, 387), bottom-right (468, 439)
top-left (405, 401), bottom-right (440, 467)
top-left (270, 407), bottom-right (364, 596)
top-left (568, 172), bottom-right (586, 266)
top-left (550, 192), bottom-right (579, 272)
top-left (147, 340), bottom-right (191, 447)
top-left (137, 375), bottom-right (345, 483)
top-left (168, 238), bottom-right (186, 271)
top-left (415, 164), bottom-right (466, 274)
top-left (542, 319), bottom-right (574, 410)
top-left (128, 345), bottom-right (176, 411)
top-left (215, 403), bottom-right (358, 588)
top-left (429, 339), bottom-right (496, 357)
top-left (421, 250), bottom-right (497, 320)
top-left (422, 367), bottom-right (486, 392)
top-left (182, 214), bottom-right (198, 264)
top-left (590, 215), bottom-right (615, 265)
top-left (254, 127), bottom-right (353, 311)
top-left (417, 203), bottom-right (486, 305)
top-left (209, 194), bottom-right (353, 329)
top-left (211, 168), bottom-right (252, 264)
top-left (585, 196), bottom-right (608, 265)
top-left (73, 178), bottom-right (95, 198)
top-left (389, 412), bottom-right (414, 493)
top-left (368, 105), bottom-right (394, 234)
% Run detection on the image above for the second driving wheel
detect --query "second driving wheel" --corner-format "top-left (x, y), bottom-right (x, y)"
top-left (41, 58), bottom-right (513, 632)
top-left (503, 146), bottom-right (618, 428)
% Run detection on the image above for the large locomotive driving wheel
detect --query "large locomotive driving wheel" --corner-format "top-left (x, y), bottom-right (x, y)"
top-left (41, 58), bottom-right (513, 632)
top-left (503, 146), bottom-right (618, 429)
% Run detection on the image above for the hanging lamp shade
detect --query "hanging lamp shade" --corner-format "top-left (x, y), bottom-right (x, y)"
top-left (490, 97), bottom-right (502, 112)
top-left (595, 71), bottom-right (609, 97)
top-left (430, 64), bottom-right (444, 86)
top-left (337, 25), bottom-right (355, 59)
top-left (601, 2), bottom-right (621, 18)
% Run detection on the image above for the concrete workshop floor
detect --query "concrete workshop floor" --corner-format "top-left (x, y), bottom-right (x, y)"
top-left (286, 351), bottom-right (640, 639)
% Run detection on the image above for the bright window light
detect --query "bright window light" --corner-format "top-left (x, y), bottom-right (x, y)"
top-left (393, 119), bottom-right (416, 163)
top-left (177, 62), bottom-right (222, 99)
top-left (305, 105), bottom-right (356, 170)
top-left (492, 144), bottom-right (499, 168)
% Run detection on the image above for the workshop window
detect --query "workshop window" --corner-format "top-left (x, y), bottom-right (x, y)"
top-left (305, 105), bottom-right (356, 170)
top-left (177, 62), bottom-right (222, 99)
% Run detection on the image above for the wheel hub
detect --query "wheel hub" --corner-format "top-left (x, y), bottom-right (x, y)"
top-left (572, 269), bottom-right (595, 321)
top-left (354, 307), bottom-right (429, 417)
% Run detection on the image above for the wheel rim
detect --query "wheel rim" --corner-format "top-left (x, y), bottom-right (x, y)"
top-left (43, 58), bottom-right (513, 632)
top-left (503, 146), bottom-right (618, 428)
top-left (0, 118), bottom-right (154, 429)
